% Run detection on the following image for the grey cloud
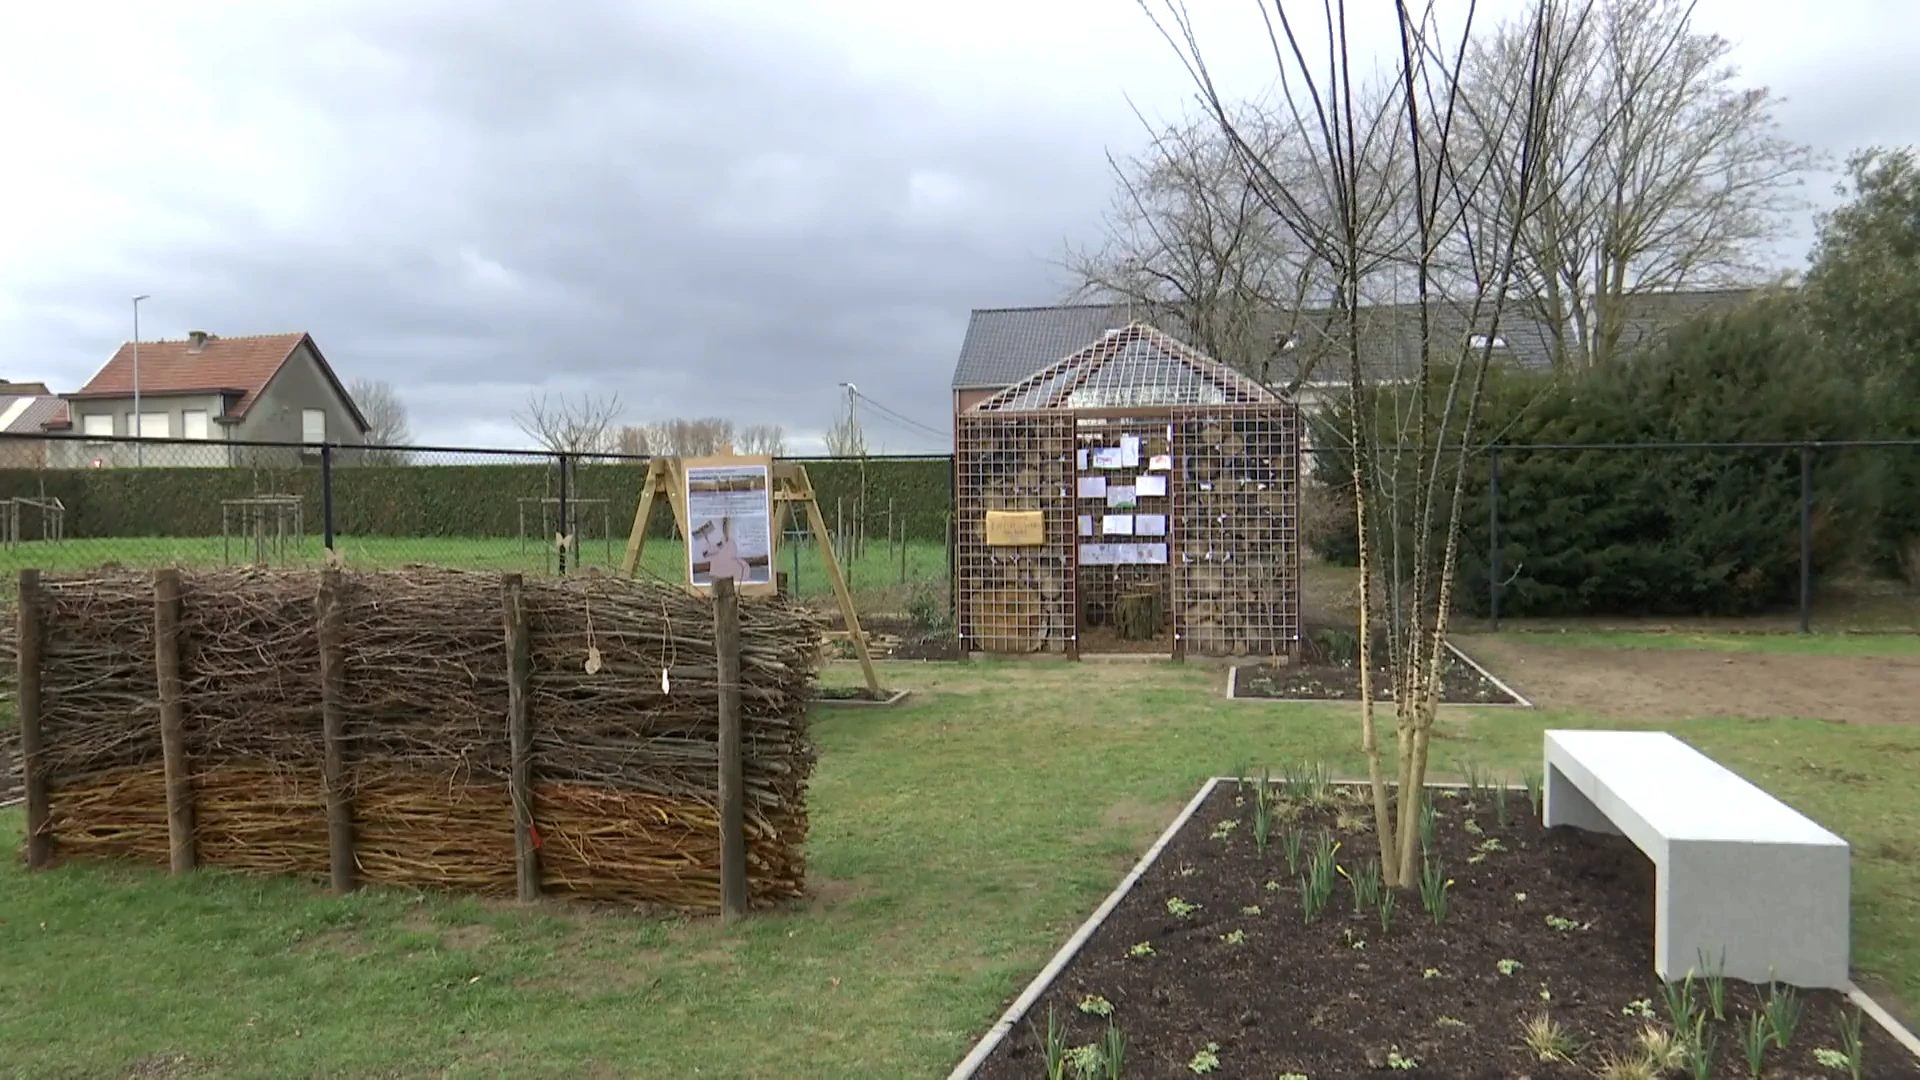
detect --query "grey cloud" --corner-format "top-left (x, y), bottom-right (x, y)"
top-left (17, 0), bottom-right (1110, 449)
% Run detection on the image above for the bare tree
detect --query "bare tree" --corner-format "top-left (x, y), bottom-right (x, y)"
top-left (515, 391), bottom-right (622, 455)
top-left (1463, 0), bottom-right (1815, 367)
top-left (348, 378), bottom-right (412, 464)
top-left (1068, 102), bottom-right (1417, 391)
top-left (822, 397), bottom-right (866, 458)
top-left (1147, 0), bottom-right (1583, 884)
top-left (737, 423), bottom-right (786, 456)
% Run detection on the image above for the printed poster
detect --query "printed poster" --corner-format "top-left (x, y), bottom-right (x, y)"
top-left (1134, 514), bottom-right (1167, 537)
top-left (1102, 514), bottom-right (1134, 536)
top-left (1078, 515), bottom-right (1094, 537)
top-left (1092, 447), bottom-right (1125, 469)
top-left (1148, 453), bottom-right (1173, 471)
top-left (1106, 484), bottom-right (1137, 509)
top-left (1077, 475), bottom-right (1108, 499)
top-left (684, 458), bottom-right (774, 591)
top-left (1136, 474), bottom-right (1167, 497)
top-left (1119, 434), bottom-right (1141, 468)
top-left (1078, 542), bottom-right (1169, 566)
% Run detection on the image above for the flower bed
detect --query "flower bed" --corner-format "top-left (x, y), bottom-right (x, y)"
top-left (968, 775), bottom-right (1918, 1078)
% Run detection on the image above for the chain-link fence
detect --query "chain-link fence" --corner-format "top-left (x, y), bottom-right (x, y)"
top-left (1300, 439), bottom-right (1920, 634)
top-left (0, 434), bottom-right (956, 620)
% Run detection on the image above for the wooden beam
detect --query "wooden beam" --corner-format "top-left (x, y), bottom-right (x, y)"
top-left (797, 474), bottom-right (881, 697)
top-left (154, 568), bottom-right (195, 874)
top-left (317, 567), bottom-right (356, 893)
top-left (17, 569), bottom-right (48, 869)
top-left (619, 459), bottom-right (667, 577)
top-left (503, 573), bottom-right (540, 901)
top-left (713, 576), bottom-right (747, 921)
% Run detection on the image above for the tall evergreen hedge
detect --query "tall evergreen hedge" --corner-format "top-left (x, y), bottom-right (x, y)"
top-left (0, 457), bottom-right (954, 542)
top-left (1309, 299), bottom-right (1913, 617)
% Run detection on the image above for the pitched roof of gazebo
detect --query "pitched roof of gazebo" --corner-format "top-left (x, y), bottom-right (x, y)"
top-left (967, 322), bottom-right (1279, 412)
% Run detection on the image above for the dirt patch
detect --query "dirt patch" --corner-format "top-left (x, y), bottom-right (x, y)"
top-left (1232, 651), bottom-right (1520, 705)
top-left (806, 876), bottom-right (872, 912)
top-left (290, 924), bottom-right (373, 957)
top-left (1459, 636), bottom-right (1920, 725)
top-left (972, 783), bottom-right (1920, 1078)
top-left (442, 923), bottom-right (495, 950)
top-left (117, 1053), bottom-right (199, 1078)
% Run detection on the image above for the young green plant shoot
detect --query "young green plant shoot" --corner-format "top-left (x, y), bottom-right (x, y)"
top-left (1252, 774), bottom-right (1274, 854)
top-left (1100, 1022), bottom-right (1126, 1080)
top-left (1339, 857), bottom-right (1382, 913)
top-left (1522, 769), bottom-right (1543, 816)
top-left (1835, 1003), bottom-right (1866, 1080)
top-left (1037, 1005), bottom-right (1069, 1080)
top-left (1741, 1008), bottom-right (1771, 1078)
top-left (1494, 780), bottom-right (1510, 829)
top-left (1188, 1041), bottom-right (1220, 1074)
top-left (1378, 886), bottom-right (1397, 934)
top-left (1661, 972), bottom-right (1698, 1033)
top-left (1520, 1012), bottom-right (1576, 1062)
top-left (1282, 826), bottom-right (1304, 875)
top-left (1687, 1025), bottom-right (1717, 1080)
top-left (1419, 858), bottom-right (1454, 924)
top-left (1697, 947), bottom-right (1728, 1021)
top-left (1417, 797), bottom-right (1438, 852)
top-left (1077, 994), bottom-right (1113, 1018)
top-left (1763, 980), bottom-right (1801, 1049)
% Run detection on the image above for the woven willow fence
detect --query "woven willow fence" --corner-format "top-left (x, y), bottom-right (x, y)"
top-left (5, 566), bottom-right (820, 911)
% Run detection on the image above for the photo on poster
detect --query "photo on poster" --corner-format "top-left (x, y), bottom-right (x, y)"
top-left (1106, 484), bottom-right (1137, 509)
top-left (685, 462), bottom-right (774, 588)
top-left (1148, 453), bottom-right (1173, 471)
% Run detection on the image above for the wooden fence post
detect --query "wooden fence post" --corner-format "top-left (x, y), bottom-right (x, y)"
top-left (154, 568), bottom-right (195, 874)
top-left (17, 569), bottom-right (49, 869)
top-left (317, 567), bottom-right (355, 893)
top-left (503, 573), bottom-right (540, 901)
top-left (713, 576), bottom-right (747, 921)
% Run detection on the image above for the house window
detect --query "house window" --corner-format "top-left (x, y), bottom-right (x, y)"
top-left (302, 409), bottom-right (327, 445)
top-left (182, 410), bottom-right (210, 440)
top-left (1470, 334), bottom-right (1507, 350)
top-left (81, 414), bottom-right (113, 440)
top-left (139, 412), bottom-right (169, 438)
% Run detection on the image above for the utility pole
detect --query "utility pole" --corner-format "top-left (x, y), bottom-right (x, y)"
top-left (132, 294), bottom-right (150, 467)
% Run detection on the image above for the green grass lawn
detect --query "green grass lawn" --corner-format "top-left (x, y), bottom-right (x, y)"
top-left (1493, 629), bottom-right (1920, 656)
top-left (0, 535), bottom-right (949, 609)
top-left (2, 661), bottom-right (1915, 1078)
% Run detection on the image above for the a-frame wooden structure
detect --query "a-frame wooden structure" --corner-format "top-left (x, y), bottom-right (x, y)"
top-left (619, 458), bottom-right (880, 697)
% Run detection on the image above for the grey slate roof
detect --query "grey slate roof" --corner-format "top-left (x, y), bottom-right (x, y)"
top-left (953, 290), bottom-right (1760, 393)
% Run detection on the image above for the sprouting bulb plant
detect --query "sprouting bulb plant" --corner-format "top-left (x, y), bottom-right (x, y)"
top-left (1697, 947), bottom-right (1728, 1021)
top-left (1063, 1044), bottom-right (1104, 1080)
top-left (1100, 1021), bottom-right (1126, 1080)
top-left (1764, 980), bottom-right (1801, 1050)
top-left (1522, 769), bottom-right (1543, 816)
top-left (1281, 826), bottom-right (1304, 875)
top-left (1417, 798), bottom-right (1438, 852)
top-left (1418, 859), bottom-right (1454, 925)
top-left (1377, 887), bottom-right (1397, 935)
top-left (1837, 1004), bottom-right (1866, 1080)
top-left (1741, 1008), bottom-right (1771, 1078)
top-left (1252, 774), bottom-right (1275, 854)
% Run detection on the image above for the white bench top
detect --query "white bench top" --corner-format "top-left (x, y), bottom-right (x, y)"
top-left (1546, 730), bottom-right (1846, 847)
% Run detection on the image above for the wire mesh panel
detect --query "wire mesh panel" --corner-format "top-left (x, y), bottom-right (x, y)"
top-left (1074, 415), bottom-right (1174, 653)
top-left (1171, 403), bottom-right (1302, 658)
top-left (955, 411), bottom-right (1076, 654)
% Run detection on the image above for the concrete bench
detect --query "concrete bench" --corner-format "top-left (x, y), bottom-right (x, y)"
top-left (1543, 730), bottom-right (1850, 989)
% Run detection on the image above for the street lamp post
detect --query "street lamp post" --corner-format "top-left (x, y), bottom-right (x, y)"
top-left (132, 294), bottom-right (150, 467)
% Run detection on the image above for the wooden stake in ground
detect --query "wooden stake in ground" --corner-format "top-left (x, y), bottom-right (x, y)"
top-left (16, 568), bottom-right (49, 869)
top-left (503, 572), bottom-right (541, 901)
top-left (153, 568), bottom-right (195, 874)
top-left (713, 576), bottom-right (748, 921)
top-left (317, 567), bottom-right (356, 893)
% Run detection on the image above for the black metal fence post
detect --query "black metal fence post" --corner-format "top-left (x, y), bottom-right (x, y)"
top-left (321, 442), bottom-right (336, 551)
top-left (1799, 443), bottom-right (1813, 634)
top-left (1488, 445), bottom-right (1502, 632)
top-left (557, 452), bottom-right (571, 576)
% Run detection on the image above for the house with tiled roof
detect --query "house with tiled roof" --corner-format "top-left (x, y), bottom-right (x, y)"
top-left (45, 330), bottom-right (368, 467)
top-left (0, 382), bottom-right (67, 467)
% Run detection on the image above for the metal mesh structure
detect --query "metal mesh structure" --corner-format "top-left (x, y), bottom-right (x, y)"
top-left (954, 411), bottom-right (1076, 653)
top-left (1170, 404), bottom-right (1301, 657)
top-left (958, 324), bottom-right (1301, 658)
top-left (973, 323), bottom-right (1273, 412)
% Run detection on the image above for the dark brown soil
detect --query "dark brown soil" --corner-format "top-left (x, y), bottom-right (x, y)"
top-left (1233, 651), bottom-right (1520, 704)
top-left (973, 782), bottom-right (1919, 1079)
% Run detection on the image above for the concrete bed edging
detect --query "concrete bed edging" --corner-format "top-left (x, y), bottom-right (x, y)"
top-left (948, 775), bottom-right (1920, 1076)
top-left (1223, 641), bottom-right (1534, 709)
top-left (946, 776), bottom-right (1222, 1080)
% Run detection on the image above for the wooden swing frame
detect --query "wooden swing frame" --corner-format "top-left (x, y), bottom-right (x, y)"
top-left (618, 457), bottom-right (880, 697)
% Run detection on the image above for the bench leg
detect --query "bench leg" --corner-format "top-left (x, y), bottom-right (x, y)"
top-left (1542, 762), bottom-right (1619, 834)
top-left (1659, 839), bottom-right (1851, 989)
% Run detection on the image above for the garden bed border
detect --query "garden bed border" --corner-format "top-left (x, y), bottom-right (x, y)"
top-left (948, 775), bottom-right (1919, 1077)
top-left (1224, 640), bottom-right (1534, 708)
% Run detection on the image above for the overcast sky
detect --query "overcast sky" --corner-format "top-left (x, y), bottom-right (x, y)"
top-left (1, 1), bottom-right (1914, 453)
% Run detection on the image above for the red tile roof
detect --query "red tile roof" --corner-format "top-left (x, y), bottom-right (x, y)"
top-left (64, 332), bottom-right (367, 431)
top-left (70, 332), bottom-right (309, 419)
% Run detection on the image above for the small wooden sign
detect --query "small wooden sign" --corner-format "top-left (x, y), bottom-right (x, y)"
top-left (985, 510), bottom-right (1045, 547)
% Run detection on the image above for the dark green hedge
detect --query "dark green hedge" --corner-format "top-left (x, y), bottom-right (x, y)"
top-left (0, 457), bottom-right (954, 542)
top-left (1310, 300), bottom-right (1916, 617)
